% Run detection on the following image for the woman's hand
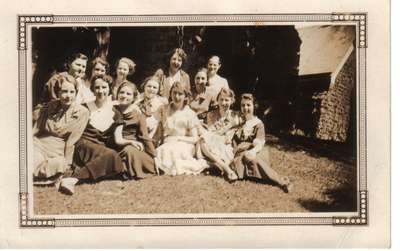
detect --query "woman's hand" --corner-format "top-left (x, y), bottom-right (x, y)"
top-left (131, 140), bottom-right (144, 151)
top-left (244, 150), bottom-right (257, 161)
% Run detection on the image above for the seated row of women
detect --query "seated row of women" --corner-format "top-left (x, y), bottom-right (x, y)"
top-left (33, 49), bottom-right (293, 195)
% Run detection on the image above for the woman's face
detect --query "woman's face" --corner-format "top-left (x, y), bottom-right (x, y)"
top-left (207, 57), bottom-right (221, 77)
top-left (144, 80), bottom-right (159, 99)
top-left (171, 87), bottom-right (185, 105)
top-left (59, 81), bottom-right (76, 106)
top-left (93, 78), bottom-right (110, 101)
top-left (116, 61), bottom-right (130, 79)
top-left (91, 62), bottom-right (106, 78)
top-left (240, 98), bottom-right (254, 116)
top-left (218, 94), bottom-right (233, 112)
top-left (69, 58), bottom-right (87, 78)
top-left (169, 53), bottom-right (183, 72)
top-left (117, 85), bottom-right (135, 106)
top-left (194, 71), bottom-right (207, 93)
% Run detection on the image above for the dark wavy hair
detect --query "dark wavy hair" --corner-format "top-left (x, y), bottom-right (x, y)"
top-left (240, 93), bottom-right (259, 112)
top-left (90, 75), bottom-right (113, 93)
top-left (87, 57), bottom-right (110, 78)
top-left (64, 52), bottom-right (88, 72)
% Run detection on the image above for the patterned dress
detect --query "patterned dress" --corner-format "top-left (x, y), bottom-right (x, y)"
top-left (200, 109), bottom-right (240, 164)
top-left (33, 100), bottom-right (89, 183)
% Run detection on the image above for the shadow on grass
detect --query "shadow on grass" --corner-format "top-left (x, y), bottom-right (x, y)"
top-left (265, 133), bottom-right (356, 165)
top-left (297, 183), bottom-right (358, 212)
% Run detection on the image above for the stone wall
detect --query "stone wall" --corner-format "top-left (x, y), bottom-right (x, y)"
top-left (316, 49), bottom-right (356, 142)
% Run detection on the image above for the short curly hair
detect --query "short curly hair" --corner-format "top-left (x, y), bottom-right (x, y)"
top-left (116, 57), bottom-right (136, 76)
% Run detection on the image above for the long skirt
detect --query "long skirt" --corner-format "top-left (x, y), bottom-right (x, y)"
top-left (33, 136), bottom-right (67, 182)
top-left (120, 145), bottom-right (155, 178)
top-left (73, 138), bottom-right (124, 180)
top-left (155, 137), bottom-right (208, 176)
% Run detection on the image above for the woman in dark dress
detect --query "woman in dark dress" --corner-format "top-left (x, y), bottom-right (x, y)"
top-left (59, 75), bottom-right (126, 195)
top-left (113, 81), bottom-right (157, 179)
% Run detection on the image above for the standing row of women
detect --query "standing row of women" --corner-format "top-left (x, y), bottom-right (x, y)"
top-left (32, 48), bottom-right (293, 195)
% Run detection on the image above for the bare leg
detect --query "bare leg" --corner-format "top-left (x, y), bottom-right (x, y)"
top-left (200, 141), bottom-right (237, 180)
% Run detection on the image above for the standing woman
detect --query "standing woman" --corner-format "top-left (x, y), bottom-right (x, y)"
top-left (113, 82), bottom-right (157, 179)
top-left (231, 93), bottom-right (293, 193)
top-left (59, 75), bottom-right (126, 195)
top-left (155, 81), bottom-right (208, 176)
top-left (76, 57), bottom-right (110, 104)
top-left (42, 52), bottom-right (88, 103)
top-left (154, 48), bottom-right (191, 99)
top-left (110, 57), bottom-right (136, 100)
top-left (33, 74), bottom-right (89, 185)
top-left (206, 55), bottom-right (230, 109)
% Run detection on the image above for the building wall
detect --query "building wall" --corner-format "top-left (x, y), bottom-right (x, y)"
top-left (316, 49), bottom-right (356, 142)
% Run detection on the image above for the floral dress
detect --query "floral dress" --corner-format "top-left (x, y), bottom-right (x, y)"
top-left (33, 100), bottom-right (89, 183)
top-left (200, 109), bottom-right (240, 164)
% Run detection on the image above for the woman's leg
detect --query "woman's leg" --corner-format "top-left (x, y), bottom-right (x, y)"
top-left (200, 141), bottom-right (237, 180)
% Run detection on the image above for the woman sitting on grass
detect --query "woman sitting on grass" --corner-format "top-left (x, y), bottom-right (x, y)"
top-left (199, 87), bottom-right (240, 181)
top-left (189, 67), bottom-right (214, 120)
top-left (59, 75), bottom-right (126, 195)
top-left (230, 93), bottom-right (293, 193)
top-left (33, 74), bottom-right (89, 186)
top-left (134, 76), bottom-right (168, 140)
top-left (113, 81), bottom-right (157, 179)
top-left (154, 81), bottom-right (208, 176)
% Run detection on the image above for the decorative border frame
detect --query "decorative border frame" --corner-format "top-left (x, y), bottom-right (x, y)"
top-left (18, 13), bottom-right (367, 227)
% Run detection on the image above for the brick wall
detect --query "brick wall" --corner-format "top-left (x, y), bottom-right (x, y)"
top-left (316, 49), bottom-right (356, 142)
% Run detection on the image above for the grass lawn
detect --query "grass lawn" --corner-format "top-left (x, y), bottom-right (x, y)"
top-left (33, 135), bottom-right (357, 215)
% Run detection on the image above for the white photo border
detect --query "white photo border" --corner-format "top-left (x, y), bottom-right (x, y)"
top-left (17, 13), bottom-right (368, 228)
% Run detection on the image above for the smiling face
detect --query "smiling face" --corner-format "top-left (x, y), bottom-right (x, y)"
top-left (144, 79), bottom-right (159, 99)
top-left (170, 86), bottom-right (186, 105)
top-left (218, 93), bottom-right (233, 112)
top-left (116, 61), bottom-right (130, 80)
top-left (91, 62), bottom-right (106, 78)
top-left (169, 53), bottom-right (183, 72)
top-left (117, 85), bottom-right (135, 106)
top-left (59, 80), bottom-right (76, 106)
top-left (69, 58), bottom-right (87, 78)
top-left (194, 71), bottom-right (207, 94)
top-left (240, 98), bottom-right (254, 116)
top-left (93, 78), bottom-right (110, 102)
top-left (207, 56), bottom-right (221, 77)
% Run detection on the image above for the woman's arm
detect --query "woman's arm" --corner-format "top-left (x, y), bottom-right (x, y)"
top-left (113, 125), bottom-right (143, 150)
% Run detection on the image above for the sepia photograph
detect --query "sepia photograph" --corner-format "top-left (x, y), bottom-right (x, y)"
top-left (0, 0), bottom-right (391, 247)
top-left (27, 21), bottom-right (359, 216)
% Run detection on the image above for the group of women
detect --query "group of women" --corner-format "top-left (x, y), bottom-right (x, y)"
top-left (32, 48), bottom-right (293, 195)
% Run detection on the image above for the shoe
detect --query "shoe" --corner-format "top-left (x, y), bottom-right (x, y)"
top-left (281, 177), bottom-right (293, 193)
top-left (59, 177), bottom-right (78, 195)
top-left (227, 171), bottom-right (238, 182)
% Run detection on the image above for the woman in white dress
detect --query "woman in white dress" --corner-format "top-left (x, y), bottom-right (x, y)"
top-left (154, 81), bottom-right (208, 176)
